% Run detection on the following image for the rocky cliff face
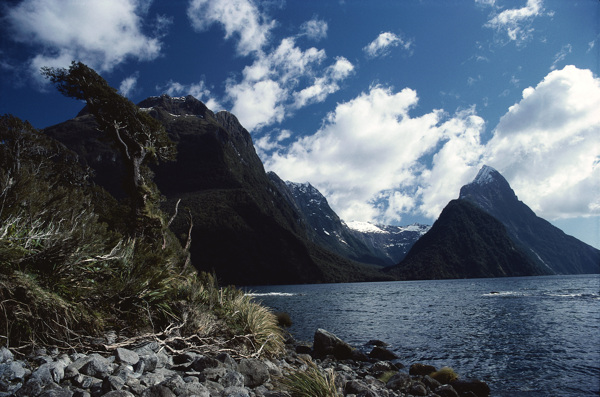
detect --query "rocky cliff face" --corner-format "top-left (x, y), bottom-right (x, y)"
top-left (45, 95), bottom-right (387, 285)
top-left (459, 165), bottom-right (600, 274)
top-left (269, 173), bottom-right (430, 266)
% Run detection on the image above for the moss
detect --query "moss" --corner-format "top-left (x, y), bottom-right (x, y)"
top-left (431, 366), bottom-right (459, 384)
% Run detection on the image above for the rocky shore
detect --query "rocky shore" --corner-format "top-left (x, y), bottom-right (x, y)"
top-left (0, 329), bottom-right (490, 397)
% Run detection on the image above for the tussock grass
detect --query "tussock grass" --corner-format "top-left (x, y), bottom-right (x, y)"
top-left (431, 366), bottom-right (459, 384)
top-left (282, 359), bottom-right (341, 397)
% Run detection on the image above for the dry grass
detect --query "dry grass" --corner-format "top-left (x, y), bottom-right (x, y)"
top-left (281, 359), bottom-right (341, 397)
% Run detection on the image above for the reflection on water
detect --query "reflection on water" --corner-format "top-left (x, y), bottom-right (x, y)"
top-left (247, 275), bottom-right (600, 397)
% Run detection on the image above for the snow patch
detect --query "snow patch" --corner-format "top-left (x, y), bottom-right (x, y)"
top-left (347, 221), bottom-right (385, 234)
top-left (473, 165), bottom-right (499, 185)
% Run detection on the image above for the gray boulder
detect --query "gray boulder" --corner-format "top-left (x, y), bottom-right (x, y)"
top-left (313, 329), bottom-right (353, 360)
top-left (385, 373), bottom-right (411, 391)
top-left (238, 359), bottom-right (269, 387)
top-left (115, 348), bottom-right (139, 366)
top-left (221, 386), bottom-right (250, 397)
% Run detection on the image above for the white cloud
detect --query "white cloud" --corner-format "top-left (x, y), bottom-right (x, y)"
top-left (5, 0), bottom-right (163, 78)
top-left (550, 44), bottom-right (572, 70)
top-left (265, 85), bottom-right (455, 223)
top-left (300, 17), bottom-right (328, 41)
top-left (484, 0), bottom-right (544, 45)
top-left (485, 65), bottom-right (600, 219)
top-left (187, 0), bottom-right (275, 56)
top-left (225, 38), bottom-right (353, 131)
top-left (363, 32), bottom-right (412, 58)
top-left (119, 72), bottom-right (139, 97)
top-left (158, 79), bottom-right (222, 111)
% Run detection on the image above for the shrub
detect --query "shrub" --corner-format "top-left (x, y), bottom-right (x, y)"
top-left (431, 366), bottom-right (459, 384)
top-left (275, 311), bottom-right (292, 328)
top-left (281, 358), bottom-right (340, 397)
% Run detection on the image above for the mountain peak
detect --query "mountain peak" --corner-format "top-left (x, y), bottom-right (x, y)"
top-left (472, 165), bottom-right (500, 185)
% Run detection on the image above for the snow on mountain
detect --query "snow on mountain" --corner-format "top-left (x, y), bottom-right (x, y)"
top-left (346, 221), bottom-right (386, 234)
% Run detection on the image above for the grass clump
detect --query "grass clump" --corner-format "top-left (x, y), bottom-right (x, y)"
top-left (378, 370), bottom-right (398, 384)
top-left (430, 366), bottom-right (459, 384)
top-left (281, 359), bottom-right (340, 397)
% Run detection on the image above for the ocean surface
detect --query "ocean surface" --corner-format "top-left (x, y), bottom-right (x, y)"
top-left (246, 275), bottom-right (600, 397)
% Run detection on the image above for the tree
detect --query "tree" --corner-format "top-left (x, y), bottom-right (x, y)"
top-left (42, 61), bottom-right (176, 236)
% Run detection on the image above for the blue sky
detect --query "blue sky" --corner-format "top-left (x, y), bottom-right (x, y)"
top-left (1, 0), bottom-right (599, 248)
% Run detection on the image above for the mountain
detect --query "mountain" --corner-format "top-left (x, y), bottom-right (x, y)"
top-left (386, 199), bottom-right (546, 280)
top-left (45, 95), bottom-right (388, 285)
top-left (268, 173), bottom-right (430, 266)
top-left (346, 221), bottom-right (430, 264)
top-left (460, 165), bottom-right (600, 274)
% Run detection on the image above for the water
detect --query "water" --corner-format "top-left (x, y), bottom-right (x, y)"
top-left (246, 275), bottom-right (600, 396)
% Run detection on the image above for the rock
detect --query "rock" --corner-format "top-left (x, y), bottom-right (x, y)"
top-left (366, 340), bottom-right (388, 347)
top-left (435, 384), bottom-right (460, 397)
top-left (0, 348), bottom-right (13, 364)
top-left (0, 361), bottom-right (27, 381)
top-left (221, 370), bottom-right (245, 388)
top-left (357, 390), bottom-right (381, 397)
top-left (174, 381), bottom-right (211, 397)
top-left (15, 378), bottom-right (43, 397)
top-left (409, 363), bottom-right (436, 376)
top-left (369, 361), bottom-right (395, 377)
top-left (216, 353), bottom-right (238, 371)
top-left (409, 381), bottom-right (428, 396)
top-left (313, 329), bottom-right (353, 360)
top-left (422, 374), bottom-right (441, 390)
top-left (115, 348), bottom-right (139, 366)
top-left (222, 386), bottom-right (251, 397)
top-left (74, 354), bottom-right (111, 379)
top-left (345, 379), bottom-right (370, 394)
top-left (140, 385), bottom-right (175, 397)
top-left (450, 379), bottom-right (491, 397)
top-left (295, 345), bottom-right (312, 355)
top-left (102, 375), bottom-right (125, 393)
top-left (102, 392), bottom-right (135, 397)
top-left (238, 359), bottom-right (269, 387)
top-left (385, 373), bottom-right (411, 391)
top-left (192, 355), bottom-right (220, 372)
top-left (136, 353), bottom-right (158, 373)
top-left (38, 383), bottom-right (74, 397)
top-left (368, 346), bottom-right (398, 361)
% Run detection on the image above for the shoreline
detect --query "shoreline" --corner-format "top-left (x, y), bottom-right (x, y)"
top-left (0, 328), bottom-right (490, 397)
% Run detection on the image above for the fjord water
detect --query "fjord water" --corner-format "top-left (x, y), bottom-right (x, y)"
top-left (247, 275), bottom-right (600, 396)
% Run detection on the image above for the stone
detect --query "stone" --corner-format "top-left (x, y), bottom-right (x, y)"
top-left (38, 383), bottom-right (74, 397)
top-left (75, 354), bottom-right (111, 378)
top-left (175, 382), bottom-right (211, 397)
top-left (295, 344), bottom-right (312, 355)
top-left (136, 353), bottom-right (158, 373)
top-left (220, 370), bottom-right (245, 388)
top-left (102, 392), bottom-right (135, 397)
top-left (222, 386), bottom-right (250, 397)
top-left (450, 379), bottom-right (491, 397)
top-left (15, 378), bottom-right (43, 397)
top-left (313, 329), bottom-right (353, 360)
top-left (0, 348), bottom-right (13, 364)
top-left (422, 374), bottom-right (441, 390)
top-left (385, 373), bottom-right (411, 391)
top-left (103, 375), bottom-right (125, 393)
top-left (216, 353), bottom-right (238, 371)
top-left (140, 385), bottom-right (175, 397)
top-left (369, 361), bottom-right (395, 377)
top-left (345, 379), bottom-right (370, 394)
top-left (115, 348), bottom-right (139, 366)
top-left (435, 384), bottom-right (460, 397)
top-left (0, 361), bottom-right (27, 381)
top-left (63, 365), bottom-right (79, 379)
top-left (357, 390), bottom-right (381, 397)
top-left (238, 359), bottom-right (269, 387)
top-left (192, 355), bottom-right (220, 372)
top-left (368, 346), bottom-right (398, 361)
top-left (409, 363), bottom-right (436, 376)
top-left (262, 360), bottom-right (282, 378)
top-left (409, 381), bottom-right (428, 396)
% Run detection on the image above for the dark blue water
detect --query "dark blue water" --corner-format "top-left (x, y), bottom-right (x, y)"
top-left (246, 275), bottom-right (600, 397)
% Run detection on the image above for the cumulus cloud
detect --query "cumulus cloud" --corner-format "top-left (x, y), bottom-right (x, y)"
top-left (265, 85), bottom-right (471, 223)
top-left (187, 0), bottom-right (275, 56)
top-left (484, 0), bottom-right (544, 45)
top-left (158, 79), bottom-right (222, 111)
top-left (5, 0), bottom-right (164, 78)
top-left (485, 65), bottom-right (600, 219)
top-left (363, 32), bottom-right (412, 58)
top-left (300, 17), bottom-right (328, 41)
top-left (119, 72), bottom-right (139, 97)
top-left (225, 38), bottom-right (353, 131)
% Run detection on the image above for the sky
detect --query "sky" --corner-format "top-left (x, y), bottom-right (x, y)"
top-left (1, 0), bottom-right (599, 249)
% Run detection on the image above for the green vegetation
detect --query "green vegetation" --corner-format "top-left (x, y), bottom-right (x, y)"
top-left (0, 63), bottom-right (284, 357)
top-left (378, 370), bottom-right (399, 383)
top-left (430, 366), bottom-right (459, 384)
top-left (281, 358), bottom-right (341, 397)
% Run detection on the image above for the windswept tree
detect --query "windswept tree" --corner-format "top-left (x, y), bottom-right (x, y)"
top-left (42, 61), bottom-right (176, 236)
